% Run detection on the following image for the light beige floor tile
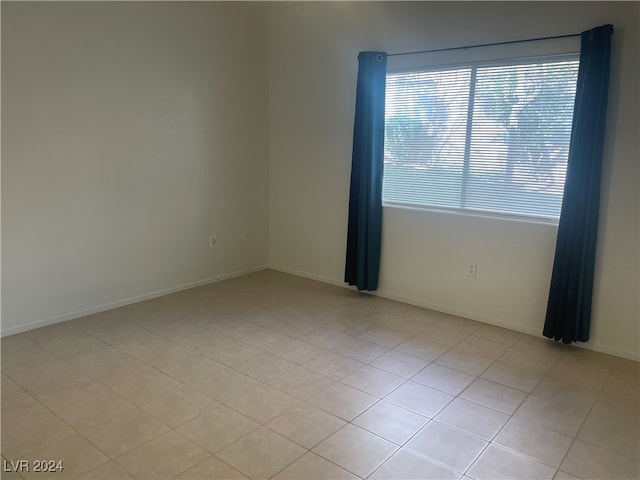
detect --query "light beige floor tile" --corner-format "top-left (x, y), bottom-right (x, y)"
top-left (234, 353), bottom-right (298, 383)
top-left (1, 373), bottom-right (25, 398)
top-left (412, 363), bottom-right (475, 396)
top-left (313, 424), bottom-right (397, 478)
top-left (460, 378), bottom-right (526, 414)
top-left (273, 452), bottom-right (359, 479)
top-left (398, 306), bottom-right (441, 324)
top-left (19, 434), bottom-right (109, 479)
top-left (64, 350), bottom-right (156, 387)
top-left (1, 412), bottom-right (76, 459)
top-left (308, 383), bottom-right (377, 421)
top-left (325, 318), bottom-right (378, 337)
top-left (590, 390), bottom-right (640, 426)
top-left (266, 402), bottom-right (346, 449)
top-left (379, 317), bottom-right (431, 336)
top-left (434, 348), bottom-right (494, 376)
top-left (177, 330), bottom-right (236, 353)
top-left (560, 440), bottom-right (640, 480)
top-left (332, 337), bottom-right (389, 363)
top-left (24, 322), bottom-right (82, 344)
top-left (217, 427), bottom-right (306, 480)
top-left (237, 326), bottom-right (294, 351)
top-left (352, 400), bottom-right (428, 445)
top-left (78, 323), bottom-right (149, 346)
top-left (0, 333), bottom-right (39, 354)
top-left (152, 321), bottom-right (211, 345)
top-left (405, 421), bottom-right (487, 473)
top-left (271, 317), bottom-right (320, 339)
top-left (499, 346), bottom-right (558, 374)
top-left (493, 417), bottom-right (573, 468)
top-left (176, 404), bottom-right (259, 453)
top-left (191, 369), bottom-right (261, 403)
top-left (370, 448), bottom-right (460, 479)
top-left (473, 324), bottom-right (523, 346)
top-left (51, 389), bottom-right (136, 431)
top-left (435, 315), bottom-right (482, 334)
top-left (547, 357), bottom-right (611, 390)
top-left (514, 394), bottom-right (591, 436)
top-left (416, 324), bottom-right (469, 347)
top-left (532, 376), bottom-right (599, 408)
top-left (384, 381), bottom-right (453, 418)
top-left (341, 365), bottom-right (405, 397)
top-left (556, 347), bottom-right (620, 367)
top-left (82, 408), bottom-right (170, 457)
top-left (301, 327), bottom-right (353, 350)
top-left (269, 339), bottom-right (327, 365)
top-left (176, 456), bottom-right (248, 479)
top-left (1, 392), bottom-right (48, 426)
top-left (2, 359), bottom-right (80, 390)
top-left (393, 337), bottom-right (449, 363)
top-left (111, 370), bottom-right (185, 406)
top-left (141, 386), bottom-right (220, 427)
top-left (511, 335), bottom-right (564, 356)
top-left (159, 355), bottom-right (228, 385)
top-left (114, 431), bottom-right (209, 479)
top-left (578, 413), bottom-right (640, 459)
top-left (202, 340), bottom-right (263, 367)
top-left (39, 334), bottom-right (106, 358)
top-left (304, 352), bottom-right (364, 381)
top-left (74, 460), bottom-right (134, 479)
top-left (481, 361), bottom-right (543, 392)
top-left (553, 471), bottom-right (581, 480)
top-left (268, 367), bottom-right (335, 400)
top-left (456, 335), bottom-right (509, 360)
top-left (225, 384), bottom-right (300, 423)
top-left (358, 327), bottom-right (410, 348)
top-left (370, 350), bottom-right (428, 378)
top-left (29, 374), bottom-right (109, 411)
top-left (435, 397), bottom-right (508, 440)
top-left (467, 444), bottom-right (555, 479)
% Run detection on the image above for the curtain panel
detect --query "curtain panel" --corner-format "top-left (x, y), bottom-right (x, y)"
top-left (543, 24), bottom-right (614, 343)
top-left (345, 51), bottom-right (387, 291)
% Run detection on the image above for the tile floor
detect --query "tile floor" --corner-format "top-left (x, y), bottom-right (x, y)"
top-left (1, 270), bottom-right (638, 479)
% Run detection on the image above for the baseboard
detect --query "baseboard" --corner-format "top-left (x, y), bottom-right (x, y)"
top-left (1, 265), bottom-right (268, 338)
top-left (267, 265), bottom-right (348, 290)
top-left (267, 264), bottom-right (640, 362)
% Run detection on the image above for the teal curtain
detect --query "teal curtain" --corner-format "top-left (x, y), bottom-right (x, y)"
top-left (345, 51), bottom-right (387, 291)
top-left (543, 25), bottom-right (614, 343)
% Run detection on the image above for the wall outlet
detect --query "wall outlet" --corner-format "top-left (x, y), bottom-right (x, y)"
top-left (467, 263), bottom-right (477, 277)
top-left (241, 231), bottom-right (249, 242)
top-left (209, 235), bottom-right (217, 248)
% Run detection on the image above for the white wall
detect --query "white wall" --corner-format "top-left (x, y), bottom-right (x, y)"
top-left (2, 2), bottom-right (269, 335)
top-left (267, 2), bottom-right (639, 360)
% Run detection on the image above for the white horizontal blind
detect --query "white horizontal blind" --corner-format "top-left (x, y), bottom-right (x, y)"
top-left (383, 56), bottom-right (580, 220)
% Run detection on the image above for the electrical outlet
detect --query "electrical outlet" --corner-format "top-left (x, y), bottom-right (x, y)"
top-left (467, 263), bottom-right (477, 277)
top-left (241, 231), bottom-right (249, 242)
top-left (209, 235), bottom-right (217, 248)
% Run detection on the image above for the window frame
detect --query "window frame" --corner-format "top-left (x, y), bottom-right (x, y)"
top-left (383, 52), bottom-right (581, 224)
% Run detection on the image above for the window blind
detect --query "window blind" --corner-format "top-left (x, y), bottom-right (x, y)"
top-left (383, 56), bottom-right (580, 221)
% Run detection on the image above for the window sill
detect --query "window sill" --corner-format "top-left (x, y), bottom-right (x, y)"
top-left (382, 202), bottom-right (560, 226)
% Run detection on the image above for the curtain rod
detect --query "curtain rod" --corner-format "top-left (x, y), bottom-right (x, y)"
top-left (387, 32), bottom-right (582, 58)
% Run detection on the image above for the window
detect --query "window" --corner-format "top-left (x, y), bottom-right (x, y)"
top-left (383, 55), bottom-right (580, 221)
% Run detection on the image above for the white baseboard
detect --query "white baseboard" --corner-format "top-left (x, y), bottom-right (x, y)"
top-left (1, 265), bottom-right (268, 338)
top-left (267, 264), bottom-right (640, 362)
top-left (268, 265), bottom-right (348, 290)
